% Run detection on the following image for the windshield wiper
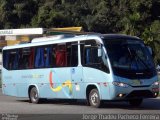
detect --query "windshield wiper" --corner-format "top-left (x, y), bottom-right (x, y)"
top-left (127, 47), bottom-right (150, 70)
top-left (134, 54), bottom-right (150, 70)
top-left (127, 47), bottom-right (139, 70)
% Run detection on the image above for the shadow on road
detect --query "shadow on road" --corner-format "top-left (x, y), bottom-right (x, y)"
top-left (17, 98), bottom-right (160, 110)
top-left (101, 99), bottom-right (160, 110)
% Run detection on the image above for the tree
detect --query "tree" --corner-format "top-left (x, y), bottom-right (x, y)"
top-left (0, 0), bottom-right (38, 28)
top-left (0, 0), bottom-right (17, 28)
top-left (142, 20), bottom-right (160, 65)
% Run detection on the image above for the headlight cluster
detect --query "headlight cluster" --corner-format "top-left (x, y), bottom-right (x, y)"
top-left (112, 81), bottom-right (129, 88)
top-left (152, 81), bottom-right (159, 86)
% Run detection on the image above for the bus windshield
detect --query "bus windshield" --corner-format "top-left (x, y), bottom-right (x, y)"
top-left (103, 38), bottom-right (156, 79)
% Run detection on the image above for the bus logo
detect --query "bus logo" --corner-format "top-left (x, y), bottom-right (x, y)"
top-left (49, 71), bottom-right (73, 95)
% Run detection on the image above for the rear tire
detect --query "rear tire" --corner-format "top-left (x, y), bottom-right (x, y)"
top-left (89, 89), bottom-right (102, 108)
top-left (29, 87), bottom-right (40, 104)
top-left (129, 99), bottom-right (143, 107)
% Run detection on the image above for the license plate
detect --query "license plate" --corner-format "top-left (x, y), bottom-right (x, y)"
top-left (132, 80), bottom-right (141, 86)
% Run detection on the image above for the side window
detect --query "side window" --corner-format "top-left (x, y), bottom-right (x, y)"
top-left (3, 50), bottom-right (9, 69)
top-left (44, 47), bottom-right (51, 68)
top-left (11, 50), bottom-right (19, 70)
top-left (19, 48), bottom-right (31, 69)
top-left (29, 48), bottom-right (35, 69)
top-left (17, 47), bottom-right (35, 70)
top-left (2, 42), bottom-right (78, 70)
top-left (44, 45), bottom-right (56, 68)
top-left (3, 49), bottom-right (19, 70)
top-left (8, 51), bottom-right (14, 70)
top-left (55, 42), bottom-right (78, 67)
top-left (35, 47), bottom-right (45, 68)
top-left (3, 48), bottom-right (35, 70)
top-left (34, 45), bottom-right (56, 68)
top-left (55, 44), bottom-right (67, 67)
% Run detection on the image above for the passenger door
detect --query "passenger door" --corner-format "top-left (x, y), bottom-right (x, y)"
top-left (70, 43), bottom-right (85, 99)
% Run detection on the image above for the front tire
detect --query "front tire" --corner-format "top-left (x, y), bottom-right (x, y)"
top-left (129, 99), bottom-right (143, 107)
top-left (89, 89), bottom-right (102, 108)
top-left (29, 87), bottom-right (40, 104)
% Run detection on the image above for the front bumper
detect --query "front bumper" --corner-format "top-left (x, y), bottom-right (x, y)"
top-left (108, 83), bottom-right (159, 100)
top-left (125, 90), bottom-right (159, 99)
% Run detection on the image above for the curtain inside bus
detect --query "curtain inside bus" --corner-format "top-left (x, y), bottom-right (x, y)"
top-left (35, 48), bottom-right (44, 68)
top-left (45, 47), bottom-right (52, 67)
top-left (55, 46), bottom-right (66, 67)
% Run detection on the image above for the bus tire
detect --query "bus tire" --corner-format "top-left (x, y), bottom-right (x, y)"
top-left (89, 89), bottom-right (101, 108)
top-left (129, 99), bottom-right (143, 107)
top-left (29, 87), bottom-right (40, 104)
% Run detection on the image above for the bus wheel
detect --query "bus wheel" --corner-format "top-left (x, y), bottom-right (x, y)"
top-left (129, 99), bottom-right (143, 107)
top-left (89, 89), bottom-right (101, 108)
top-left (29, 87), bottom-right (40, 104)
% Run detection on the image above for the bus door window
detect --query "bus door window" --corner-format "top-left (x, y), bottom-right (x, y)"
top-left (86, 48), bottom-right (90, 64)
top-left (70, 42), bottom-right (78, 67)
top-left (66, 43), bottom-right (71, 66)
top-left (85, 46), bottom-right (101, 66)
top-left (65, 42), bottom-right (78, 67)
top-left (81, 40), bottom-right (109, 73)
top-left (81, 40), bottom-right (100, 67)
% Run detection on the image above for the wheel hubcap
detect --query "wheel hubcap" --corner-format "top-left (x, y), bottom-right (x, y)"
top-left (91, 93), bottom-right (98, 105)
top-left (32, 91), bottom-right (38, 102)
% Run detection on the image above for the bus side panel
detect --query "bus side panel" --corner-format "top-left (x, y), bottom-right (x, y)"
top-left (2, 69), bottom-right (18, 96)
top-left (2, 84), bottom-right (17, 96)
top-left (36, 68), bottom-right (73, 99)
top-left (83, 67), bottom-right (112, 100)
top-left (16, 83), bottom-right (29, 97)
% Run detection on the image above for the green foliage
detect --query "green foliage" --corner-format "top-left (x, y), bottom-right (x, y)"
top-left (141, 20), bottom-right (160, 65)
top-left (0, 0), bottom-right (160, 64)
top-left (0, 0), bottom-right (38, 28)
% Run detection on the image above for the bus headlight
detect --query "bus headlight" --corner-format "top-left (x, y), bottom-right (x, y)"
top-left (112, 82), bottom-right (129, 88)
top-left (152, 81), bottom-right (159, 86)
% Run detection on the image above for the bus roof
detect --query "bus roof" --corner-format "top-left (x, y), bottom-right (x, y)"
top-left (2, 33), bottom-right (142, 50)
top-left (2, 34), bottom-right (102, 50)
top-left (102, 34), bottom-right (140, 40)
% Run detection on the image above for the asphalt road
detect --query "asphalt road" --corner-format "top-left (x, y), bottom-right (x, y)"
top-left (0, 88), bottom-right (160, 120)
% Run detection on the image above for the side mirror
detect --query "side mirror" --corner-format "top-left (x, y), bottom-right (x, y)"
top-left (147, 46), bottom-right (152, 55)
top-left (98, 48), bottom-right (102, 57)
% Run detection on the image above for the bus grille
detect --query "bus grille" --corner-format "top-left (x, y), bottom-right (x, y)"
top-left (126, 90), bottom-right (154, 98)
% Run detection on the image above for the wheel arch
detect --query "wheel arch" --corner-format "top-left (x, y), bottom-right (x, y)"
top-left (86, 84), bottom-right (101, 100)
top-left (28, 84), bottom-right (40, 98)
